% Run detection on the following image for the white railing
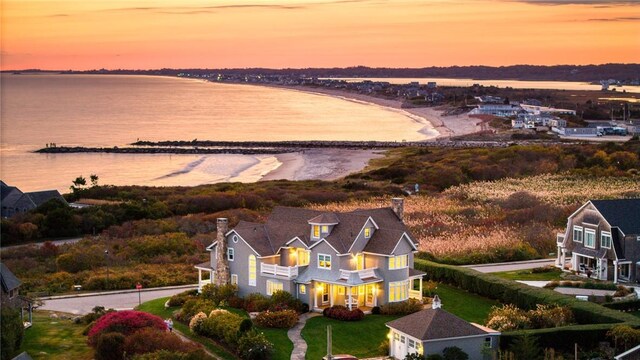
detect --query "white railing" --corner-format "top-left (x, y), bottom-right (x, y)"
top-left (339, 267), bottom-right (378, 280)
top-left (261, 263), bottom-right (298, 278)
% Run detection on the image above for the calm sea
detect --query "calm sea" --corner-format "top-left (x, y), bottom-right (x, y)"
top-left (0, 74), bottom-right (433, 192)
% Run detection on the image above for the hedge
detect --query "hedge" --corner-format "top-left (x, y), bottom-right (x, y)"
top-left (603, 299), bottom-right (640, 312)
top-left (413, 259), bottom-right (640, 326)
top-left (500, 324), bottom-right (614, 352)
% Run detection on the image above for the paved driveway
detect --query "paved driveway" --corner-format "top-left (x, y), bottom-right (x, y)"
top-left (40, 286), bottom-right (197, 315)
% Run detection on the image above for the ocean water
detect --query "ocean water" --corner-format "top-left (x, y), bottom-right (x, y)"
top-left (0, 74), bottom-right (433, 192)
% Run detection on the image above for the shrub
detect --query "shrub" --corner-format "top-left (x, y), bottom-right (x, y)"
top-left (486, 304), bottom-right (531, 332)
top-left (124, 328), bottom-right (197, 355)
top-left (254, 310), bottom-right (299, 328)
top-left (378, 338), bottom-right (390, 355)
top-left (405, 353), bottom-right (426, 360)
top-left (442, 346), bottom-right (469, 360)
top-left (88, 311), bottom-right (167, 346)
top-left (245, 293), bottom-right (271, 313)
top-left (199, 311), bottom-right (244, 348)
top-left (269, 290), bottom-right (303, 312)
top-left (132, 349), bottom-right (210, 360)
top-left (301, 303), bottom-right (310, 313)
top-left (239, 319), bottom-right (253, 334)
top-left (189, 312), bottom-right (208, 334)
top-left (379, 298), bottom-right (423, 315)
top-left (425, 355), bottom-right (444, 360)
top-left (528, 304), bottom-right (574, 329)
top-left (167, 290), bottom-right (198, 307)
top-left (228, 296), bottom-right (246, 309)
top-left (486, 304), bottom-right (573, 332)
top-left (607, 325), bottom-right (640, 352)
top-left (95, 332), bottom-right (126, 360)
top-left (1, 307), bottom-right (24, 360)
top-left (237, 330), bottom-right (274, 360)
top-left (177, 299), bottom-right (216, 322)
top-left (201, 283), bottom-right (238, 305)
top-left (77, 306), bottom-right (116, 325)
top-left (371, 306), bottom-right (381, 315)
top-left (322, 305), bottom-right (365, 321)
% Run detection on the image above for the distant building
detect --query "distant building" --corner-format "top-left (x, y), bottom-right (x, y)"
top-left (1, 263), bottom-right (33, 325)
top-left (1, 181), bottom-right (67, 218)
top-left (469, 104), bottom-right (521, 117)
top-left (426, 82), bottom-right (437, 89)
top-left (474, 95), bottom-right (503, 104)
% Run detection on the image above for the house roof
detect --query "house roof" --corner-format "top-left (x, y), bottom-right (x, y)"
top-left (11, 352), bottom-right (34, 360)
top-left (386, 308), bottom-right (494, 341)
top-left (25, 190), bottom-right (67, 207)
top-left (1, 263), bottom-right (22, 293)
top-left (232, 206), bottom-right (414, 257)
top-left (591, 199), bottom-right (640, 235)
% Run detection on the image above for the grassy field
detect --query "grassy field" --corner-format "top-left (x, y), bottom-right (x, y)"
top-left (137, 297), bottom-right (293, 360)
top-left (302, 315), bottom-right (399, 360)
top-left (432, 283), bottom-right (500, 324)
top-left (20, 311), bottom-right (92, 360)
top-left (492, 267), bottom-right (563, 281)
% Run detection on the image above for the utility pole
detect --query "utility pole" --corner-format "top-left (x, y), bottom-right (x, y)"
top-left (104, 250), bottom-right (110, 290)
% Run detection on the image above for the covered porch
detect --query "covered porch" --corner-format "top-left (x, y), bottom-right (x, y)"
top-left (571, 248), bottom-right (608, 281)
top-left (195, 261), bottom-right (214, 293)
top-left (312, 281), bottom-right (382, 312)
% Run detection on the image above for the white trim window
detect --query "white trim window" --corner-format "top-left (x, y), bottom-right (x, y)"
top-left (266, 280), bottom-right (283, 295)
top-left (573, 226), bottom-right (583, 243)
top-left (389, 280), bottom-right (409, 302)
top-left (364, 227), bottom-right (371, 238)
top-left (389, 254), bottom-right (408, 270)
top-left (231, 274), bottom-right (238, 285)
top-left (318, 254), bottom-right (331, 270)
top-left (299, 284), bottom-right (306, 294)
top-left (248, 255), bottom-right (256, 286)
top-left (297, 249), bottom-right (310, 266)
top-left (312, 225), bottom-right (320, 239)
top-left (321, 225), bottom-right (329, 235)
top-left (227, 248), bottom-right (235, 261)
top-left (600, 231), bottom-right (612, 249)
top-left (584, 229), bottom-right (596, 248)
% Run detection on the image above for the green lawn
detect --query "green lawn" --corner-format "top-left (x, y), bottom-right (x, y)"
top-left (302, 315), bottom-right (399, 360)
top-left (137, 297), bottom-right (293, 360)
top-left (432, 283), bottom-right (500, 324)
top-left (20, 311), bottom-right (93, 360)
top-left (492, 268), bottom-right (563, 281)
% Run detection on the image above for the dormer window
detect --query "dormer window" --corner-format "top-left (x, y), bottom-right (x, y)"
top-left (364, 227), bottom-right (371, 238)
top-left (321, 225), bottom-right (329, 234)
top-left (313, 225), bottom-right (320, 238)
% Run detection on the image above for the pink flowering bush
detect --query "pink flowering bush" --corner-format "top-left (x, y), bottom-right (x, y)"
top-left (87, 310), bottom-right (167, 346)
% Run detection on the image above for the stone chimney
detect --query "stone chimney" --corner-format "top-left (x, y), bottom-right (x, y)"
top-left (215, 218), bottom-right (230, 286)
top-left (391, 198), bottom-right (404, 222)
top-left (432, 295), bottom-right (442, 309)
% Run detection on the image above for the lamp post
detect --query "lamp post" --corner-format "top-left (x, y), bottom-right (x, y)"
top-left (104, 250), bottom-right (110, 290)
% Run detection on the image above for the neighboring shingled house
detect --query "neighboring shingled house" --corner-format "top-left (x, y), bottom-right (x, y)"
top-left (196, 198), bottom-right (425, 311)
top-left (1, 181), bottom-right (67, 218)
top-left (556, 199), bottom-right (640, 284)
top-left (1, 263), bottom-right (23, 309)
top-left (386, 299), bottom-right (500, 360)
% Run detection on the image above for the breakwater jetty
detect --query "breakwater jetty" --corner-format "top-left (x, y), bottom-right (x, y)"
top-left (33, 139), bottom-right (563, 155)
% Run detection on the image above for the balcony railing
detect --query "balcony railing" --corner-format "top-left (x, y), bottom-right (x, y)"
top-left (261, 263), bottom-right (298, 278)
top-left (339, 268), bottom-right (378, 281)
top-left (409, 289), bottom-right (422, 300)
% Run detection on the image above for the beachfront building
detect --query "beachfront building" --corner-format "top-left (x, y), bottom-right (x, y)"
top-left (556, 199), bottom-right (640, 284)
top-left (386, 298), bottom-right (500, 360)
top-left (196, 198), bottom-right (425, 312)
top-left (1, 181), bottom-right (67, 218)
top-left (468, 104), bottom-right (522, 117)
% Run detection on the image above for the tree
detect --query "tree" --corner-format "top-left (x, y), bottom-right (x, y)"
top-left (90, 174), bottom-right (99, 187)
top-left (509, 334), bottom-right (542, 360)
top-left (1, 307), bottom-right (24, 360)
top-left (442, 346), bottom-right (469, 360)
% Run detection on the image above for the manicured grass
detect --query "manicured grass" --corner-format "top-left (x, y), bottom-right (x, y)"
top-left (137, 297), bottom-right (293, 360)
top-left (302, 315), bottom-right (399, 360)
top-left (257, 327), bottom-right (294, 360)
top-left (20, 311), bottom-right (92, 360)
top-left (433, 283), bottom-right (500, 324)
top-left (492, 268), bottom-right (563, 281)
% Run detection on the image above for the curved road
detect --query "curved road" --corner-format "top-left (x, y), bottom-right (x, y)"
top-left (39, 285), bottom-right (197, 315)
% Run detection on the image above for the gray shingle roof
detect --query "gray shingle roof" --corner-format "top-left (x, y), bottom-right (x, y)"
top-left (308, 213), bottom-right (339, 224)
top-left (25, 190), bottom-right (67, 207)
top-left (1, 263), bottom-right (22, 293)
top-left (591, 199), bottom-right (640, 235)
top-left (232, 206), bottom-right (413, 256)
top-left (386, 309), bottom-right (491, 341)
top-left (12, 352), bottom-right (34, 360)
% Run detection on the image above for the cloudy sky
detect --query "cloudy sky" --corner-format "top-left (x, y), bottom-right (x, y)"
top-left (2, 0), bottom-right (639, 70)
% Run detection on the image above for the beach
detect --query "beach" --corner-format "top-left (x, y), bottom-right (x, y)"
top-left (257, 83), bottom-right (482, 182)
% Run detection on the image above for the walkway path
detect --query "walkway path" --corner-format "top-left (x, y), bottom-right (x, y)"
top-left (288, 312), bottom-right (320, 360)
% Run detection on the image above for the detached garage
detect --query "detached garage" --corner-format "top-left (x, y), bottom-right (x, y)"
top-left (386, 299), bottom-right (500, 360)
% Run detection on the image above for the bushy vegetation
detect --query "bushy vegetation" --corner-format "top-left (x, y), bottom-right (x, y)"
top-left (254, 310), bottom-right (299, 328)
top-left (322, 305), bottom-right (365, 321)
top-left (1, 307), bottom-right (24, 360)
top-left (486, 304), bottom-right (574, 332)
top-left (87, 310), bottom-right (167, 346)
top-left (378, 298), bottom-right (424, 315)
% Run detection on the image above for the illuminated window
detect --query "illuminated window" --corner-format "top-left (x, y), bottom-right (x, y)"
top-left (364, 227), bottom-right (371, 238)
top-left (248, 255), bottom-right (256, 286)
top-left (389, 255), bottom-right (408, 270)
top-left (297, 249), bottom-right (310, 266)
top-left (389, 280), bottom-right (409, 302)
top-left (585, 229), bottom-right (596, 248)
top-left (338, 286), bottom-right (345, 295)
top-left (318, 254), bottom-right (331, 269)
top-left (231, 274), bottom-right (238, 285)
top-left (299, 284), bottom-right (306, 294)
top-left (267, 280), bottom-right (283, 295)
top-left (321, 225), bottom-right (329, 234)
top-left (227, 248), bottom-right (234, 261)
top-left (600, 231), bottom-right (611, 249)
top-left (313, 225), bottom-right (320, 238)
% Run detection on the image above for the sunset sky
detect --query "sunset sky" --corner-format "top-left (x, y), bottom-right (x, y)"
top-left (2, 0), bottom-right (639, 70)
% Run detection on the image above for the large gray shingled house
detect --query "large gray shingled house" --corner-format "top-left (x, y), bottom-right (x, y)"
top-left (196, 198), bottom-right (425, 311)
top-left (556, 198), bottom-right (640, 283)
